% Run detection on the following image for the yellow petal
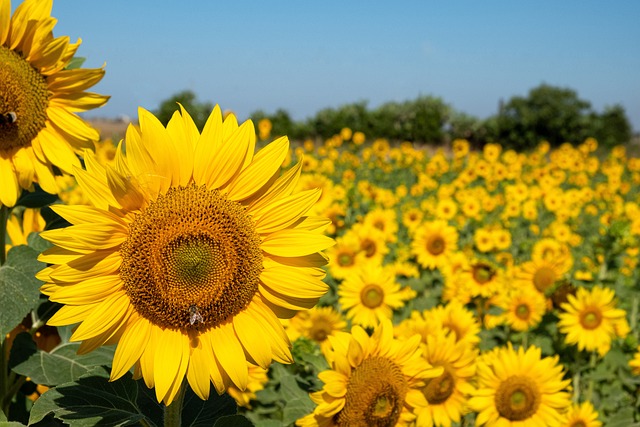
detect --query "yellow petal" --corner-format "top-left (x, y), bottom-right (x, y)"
top-left (208, 121), bottom-right (253, 190)
top-left (49, 275), bottom-right (122, 305)
top-left (186, 333), bottom-right (213, 400)
top-left (252, 188), bottom-right (321, 234)
top-left (110, 316), bottom-right (151, 381)
top-left (70, 290), bottom-right (130, 341)
top-left (261, 229), bottom-right (335, 257)
top-left (47, 250), bottom-right (121, 283)
top-left (46, 302), bottom-right (97, 326)
top-left (35, 125), bottom-right (81, 174)
top-left (232, 309), bottom-right (274, 369)
top-left (154, 328), bottom-right (189, 404)
top-left (193, 105), bottom-right (223, 186)
top-left (260, 266), bottom-right (328, 299)
top-left (226, 136), bottom-right (289, 201)
top-left (209, 322), bottom-right (248, 390)
top-left (0, 0), bottom-right (10, 45)
top-left (0, 154), bottom-right (19, 207)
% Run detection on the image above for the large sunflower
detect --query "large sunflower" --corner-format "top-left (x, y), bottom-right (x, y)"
top-left (37, 106), bottom-right (334, 405)
top-left (0, 0), bottom-right (108, 207)
top-left (469, 344), bottom-right (571, 426)
top-left (296, 320), bottom-right (443, 427)
top-left (558, 285), bottom-right (627, 356)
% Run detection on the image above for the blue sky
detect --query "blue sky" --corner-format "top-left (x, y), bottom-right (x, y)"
top-left (49, 1), bottom-right (640, 131)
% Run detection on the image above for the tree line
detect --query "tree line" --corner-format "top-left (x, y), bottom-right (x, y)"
top-left (155, 84), bottom-right (634, 150)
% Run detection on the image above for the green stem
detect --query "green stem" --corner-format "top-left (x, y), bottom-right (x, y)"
top-left (572, 351), bottom-right (581, 404)
top-left (0, 204), bottom-right (10, 266)
top-left (163, 381), bottom-right (187, 427)
top-left (586, 351), bottom-right (598, 402)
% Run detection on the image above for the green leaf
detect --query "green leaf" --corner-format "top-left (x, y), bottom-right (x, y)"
top-left (8, 332), bottom-right (37, 370)
top-left (27, 232), bottom-right (52, 253)
top-left (29, 369), bottom-right (154, 427)
top-left (0, 245), bottom-right (44, 337)
top-left (180, 386), bottom-right (238, 427)
top-left (12, 342), bottom-right (115, 386)
top-left (15, 186), bottom-right (58, 209)
top-left (282, 397), bottom-right (314, 426)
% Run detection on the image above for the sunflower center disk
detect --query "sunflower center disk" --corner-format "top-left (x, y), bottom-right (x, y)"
top-left (515, 304), bottom-right (531, 320)
top-left (473, 265), bottom-right (494, 284)
top-left (0, 46), bottom-right (49, 153)
top-left (309, 318), bottom-right (331, 342)
top-left (580, 309), bottom-right (602, 330)
top-left (361, 284), bottom-right (385, 309)
top-left (495, 375), bottom-right (541, 421)
top-left (120, 185), bottom-right (263, 332)
top-left (337, 356), bottom-right (408, 427)
top-left (427, 236), bottom-right (445, 255)
top-left (422, 368), bottom-right (455, 404)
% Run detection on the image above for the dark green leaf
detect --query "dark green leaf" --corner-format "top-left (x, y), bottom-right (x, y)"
top-left (181, 385), bottom-right (238, 427)
top-left (8, 332), bottom-right (37, 370)
top-left (12, 342), bottom-right (115, 386)
top-left (15, 186), bottom-right (58, 209)
top-left (0, 245), bottom-right (44, 337)
top-left (213, 415), bottom-right (254, 427)
top-left (29, 369), bottom-right (153, 427)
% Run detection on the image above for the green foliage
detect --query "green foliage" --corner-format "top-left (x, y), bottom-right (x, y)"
top-left (154, 90), bottom-right (213, 130)
top-left (492, 83), bottom-right (633, 150)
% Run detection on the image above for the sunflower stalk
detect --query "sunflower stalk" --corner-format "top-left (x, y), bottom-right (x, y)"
top-left (163, 381), bottom-right (187, 427)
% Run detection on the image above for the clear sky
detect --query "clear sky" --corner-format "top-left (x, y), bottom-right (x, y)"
top-left (48, 1), bottom-right (640, 131)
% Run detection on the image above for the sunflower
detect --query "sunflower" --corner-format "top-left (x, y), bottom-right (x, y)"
top-left (37, 106), bottom-right (334, 405)
top-left (629, 345), bottom-right (640, 375)
top-left (469, 344), bottom-right (571, 426)
top-left (286, 305), bottom-right (347, 354)
top-left (513, 256), bottom-right (571, 296)
top-left (460, 259), bottom-right (504, 300)
top-left (499, 288), bottom-right (547, 332)
top-left (226, 363), bottom-right (269, 409)
top-left (411, 220), bottom-right (458, 270)
top-left (561, 401), bottom-right (602, 427)
top-left (338, 261), bottom-right (415, 329)
top-left (410, 333), bottom-right (477, 427)
top-left (0, 0), bottom-right (109, 207)
top-left (325, 231), bottom-right (362, 280)
top-left (558, 286), bottom-right (627, 356)
top-left (296, 320), bottom-right (442, 427)
top-left (427, 301), bottom-right (481, 348)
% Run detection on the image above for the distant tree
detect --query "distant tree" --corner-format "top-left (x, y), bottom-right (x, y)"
top-left (588, 104), bottom-right (633, 148)
top-left (154, 90), bottom-right (213, 130)
top-left (495, 84), bottom-right (593, 150)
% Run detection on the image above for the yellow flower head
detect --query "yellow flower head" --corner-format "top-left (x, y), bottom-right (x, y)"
top-left (0, 0), bottom-right (109, 206)
top-left (37, 106), bottom-right (334, 404)
top-left (469, 344), bottom-right (571, 426)
top-left (558, 285), bottom-right (627, 356)
top-left (297, 320), bottom-right (442, 427)
top-left (338, 261), bottom-right (416, 329)
top-left (561, 401), bottom-right (602, 427)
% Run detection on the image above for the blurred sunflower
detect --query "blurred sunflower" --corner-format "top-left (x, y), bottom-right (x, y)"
top-left (0, 0), bottom-right (108, 207)
top-left (427, 301), bottom-right (481, 348)
top-left (514, 256), bottom-right (571, 295)
top-left (226, 363), bottom-right (269, 409)
top-left (500, 288), bottom-right (547, 332)
top-left (461, 260), bottom-right (504, 300)
top-left (338, 262), bottom-right (415, 329)
top-left (629, 345), bottom-right (640, 375)
top-left (296, 320), bottom-right (442, 427)
top-left (558, 285), bottom-right (627, 356)
top-left (37, 106), bottom-right (334, 404)
top-left (469, 344), bottom-right (571, 426)
top-left (411, 333), bottom-right (477, 427)
top-left (411, 220), bottom-right (458, 270)
top-left (286, 305), bottom-right (347, 354)
top-left (561, 401), bottom-right (602, 427)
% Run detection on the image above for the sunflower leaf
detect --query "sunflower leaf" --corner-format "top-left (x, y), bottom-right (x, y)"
top-left (11, 342), bottom-right (115, 386)
top-left (0, 245), bottom-right (44, 337)
top-left (29, 368), bottom-right (155, 427)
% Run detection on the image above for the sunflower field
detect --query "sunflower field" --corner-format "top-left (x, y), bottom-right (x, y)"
top-left (3, 1), bottom-right (640, 427)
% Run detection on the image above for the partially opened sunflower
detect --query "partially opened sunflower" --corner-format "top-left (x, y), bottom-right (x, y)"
top-left (0, 0), bottom-right (108, 207)
top-left (37, 105), bottom-right (334, 405)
